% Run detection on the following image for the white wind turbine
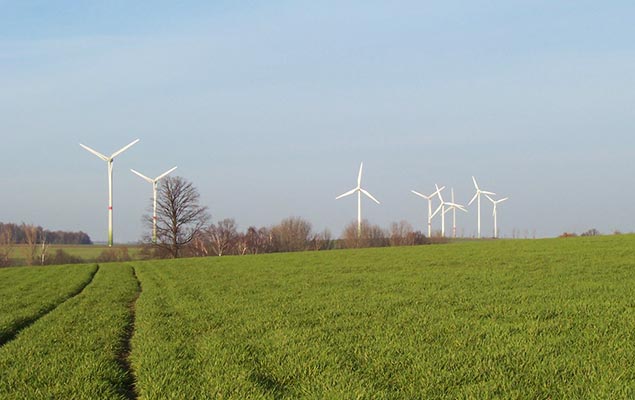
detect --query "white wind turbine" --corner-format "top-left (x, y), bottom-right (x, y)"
top-left (80, 139), bottom-right (140, 247)
top-left (431, 184), bottom-right (466, 237)
top-left (411, 185), bottom-right (445, 237)
top-left (336, 162), bottom-right (380, 237)
top-left (444, 188), bottom-right (468, 238)
top-left (130, 166), bottom-right (178, 244)
top-left (485, 194), bottom-right (509, 238)
top-left (467, 176), bottom-right (495, 239)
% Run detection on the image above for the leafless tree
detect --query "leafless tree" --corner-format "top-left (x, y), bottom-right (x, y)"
top-left (389, 220), bottom-right (415, 247)
top-left (341, 220), bottom-right (388, 249)
top-left (153, 176), bottom-right (210, 258)
top-left (23, 223), bottom-right (39, 266)
top-left (22, 223), bottom-right (49, 265)
top-left (310, 229), bottom-right (334, 251)
top-left (207, 218), bottom-right (239, 256)
top-left (270, 217), bottom-right (313, 252)
top-left (0, 225), bottom-right (15, 267)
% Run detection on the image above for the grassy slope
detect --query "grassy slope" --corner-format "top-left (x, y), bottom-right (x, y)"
top-left (0, 263), bottom-right (97, 343)
top-left (132, 235), bottom-right (635, 399)
top-left (0, 263), bottom-right (139, 399)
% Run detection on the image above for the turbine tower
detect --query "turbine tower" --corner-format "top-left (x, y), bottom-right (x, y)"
top-left (411, 185), bottom-right (444, 237)
top-left (80, 139), bottom-right (140, 247)
top-left (467, 176), bottom-right (495, 239)
top-left (485, 194), bottom-right (509, 238)
top-left (336, 162), bottom-right (380, 237)
top-left (430, 184), bottom-right (447, 237)
top-left (444, 188), bottom-right (468, 238)
top-left (130, 166), bottom-right (178, 244)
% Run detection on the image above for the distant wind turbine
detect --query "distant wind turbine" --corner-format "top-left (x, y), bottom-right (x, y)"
top-left (444, 188), bottom-right (468, 238)
top-left (80, 139), bottom-right (140, 247)
top-left (411, 185), bottom-right (445, 237)
top-left (485, 194), bottom-right (509, 238)
top-left (336, 162), bottom-right (380, 237)
top-left (467, 176), bottom-right (495, 239)
top-left (431, 184), bottom-right (466, 237)
top-left (130, 166), bottom-right (178, 244)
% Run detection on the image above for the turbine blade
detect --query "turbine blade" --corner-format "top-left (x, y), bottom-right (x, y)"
top-left (357, 162), bottom-right (364, 187)
top-left (472, 176), bottom-right (479, 190)
top-left (336, 188), bottom-right (357, 200)
top-left (130, 169), bottom-right (153, 183)
top-left (431, 203), bottom-right (443, 218)
top-left (468, 192), bottom-right (478, 205)
top-left (156, 166), bottom-right (178, 181)
top-left (435, 184), bottom-right (445, 202)
top-left (481, 190), bottom-right (496, 196)
top-left (485, 194), bottom-right (495, 203)
top-left (497, 197), bottom-right (509, 203)
top-left (80, 143), bottom-right (109, 161)
top-left (111, 138), bottom-right (140, 159)
top-left (360, 188), bottom-right (380, 204)
top-left (411, 190), bottom-right (429, 199)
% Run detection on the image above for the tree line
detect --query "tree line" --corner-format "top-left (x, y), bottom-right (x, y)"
top-left (0, 223), bottom-right (93, 267)
top-left (143, 176), bottom-right (441, 259)
top-left (0, 223), bottom-right (92, 245)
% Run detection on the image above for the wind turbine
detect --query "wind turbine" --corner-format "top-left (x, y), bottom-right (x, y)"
top-left (336, 162), bottom-right (380, 237)
top-left (411, 185), bottom-right (445, 237)
top-left (80, 139), bottom-right (140, 247)
top-left (485, 194), bottom-right (509, 238)
top-left (130, 166), bottom-right (178, 244)
top-left (467, 176), bottom-right (495, 239)
top-left (431, 184), bottom-right (466, 237)
top-left (444, 188), bottom-right (468, 238)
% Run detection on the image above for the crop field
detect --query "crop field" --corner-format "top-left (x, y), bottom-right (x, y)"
top-left (1, 235), bottom-right (635, 398)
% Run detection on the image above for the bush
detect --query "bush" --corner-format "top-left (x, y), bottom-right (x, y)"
top-left (96, 247), bottom-right (132, 263)
top-left (47, 250), bottom-right (84, 265)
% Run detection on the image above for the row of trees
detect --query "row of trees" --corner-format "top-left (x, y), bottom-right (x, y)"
top-left (0, 223), bottom-right (91, 245)
top-left (0, 223), bottom-right (93, 267)
top-left (143, 176), bottom-right (435, 258)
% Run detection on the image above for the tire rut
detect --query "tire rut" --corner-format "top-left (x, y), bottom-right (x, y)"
top-left (118, 266), bottom-right (142, 400)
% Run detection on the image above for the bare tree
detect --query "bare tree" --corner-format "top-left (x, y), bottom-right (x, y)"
top-left (389, 220), bottom-right (415, 247)
top-left (153, 176), bottom-right (210, 258)
top-left (22, 223), bottom-right (49, 266)
top-left (341, 219), bottom-right (388, 249)
top-left (207, 218), bottom-right (239, 256)
top-left (310, 229), bottom-right (334, 251)
top-left (0, 225), bottom-right (15, 267)
top-left (23, 223), bottom-right (39, 266)
top-left (270, 217), bottom-right (313, 252)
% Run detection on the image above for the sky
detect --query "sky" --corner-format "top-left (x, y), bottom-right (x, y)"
top-left (1, 1), bottom-right (635, 243)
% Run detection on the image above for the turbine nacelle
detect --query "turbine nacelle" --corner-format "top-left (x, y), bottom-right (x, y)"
top-left (131, 166), bottom-right (178, 184)
top-left (335, 162), bottom-right (380, 204)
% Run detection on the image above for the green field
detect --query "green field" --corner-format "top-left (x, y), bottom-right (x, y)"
top-left (1, 235), bottom-right (635, 398)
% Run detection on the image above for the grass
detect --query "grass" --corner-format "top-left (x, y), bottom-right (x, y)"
top-left (2, 235), bottom-right (635, 398)
top-left (0, 263), bottom-right (97, 344)
top-left (0, 263), bottom-right (139, 399)
top-left (130, 235), bottom-right (635, 398)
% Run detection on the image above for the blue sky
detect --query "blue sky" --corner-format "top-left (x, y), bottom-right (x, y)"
top-left (2, 1), bottom-right (635, 242)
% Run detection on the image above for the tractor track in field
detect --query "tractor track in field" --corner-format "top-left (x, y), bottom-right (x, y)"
top-left (0, 265), bottom-right (100, 348)
top-left (118, 266), bottom-right (142, 400)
